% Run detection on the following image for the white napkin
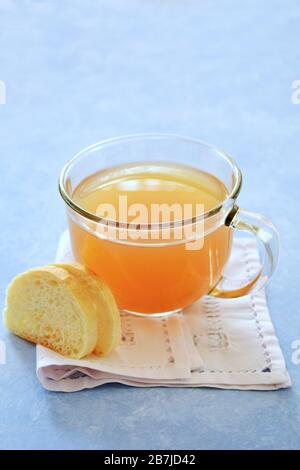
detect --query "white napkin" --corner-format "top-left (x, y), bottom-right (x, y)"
top-left (36, 231), bottom-right (291, 392)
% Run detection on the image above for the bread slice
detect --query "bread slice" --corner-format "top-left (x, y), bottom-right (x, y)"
top-left (3, 265), bottom-right (98, 358)
top-left (53, 263), bottom-right (121, 356)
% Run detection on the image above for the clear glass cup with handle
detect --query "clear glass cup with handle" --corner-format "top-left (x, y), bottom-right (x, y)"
top-left (59, 134), bottom-right (279, 317)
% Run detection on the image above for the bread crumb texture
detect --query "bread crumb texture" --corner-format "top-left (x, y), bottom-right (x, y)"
top-left (3, 264), bottom-right (121, 359)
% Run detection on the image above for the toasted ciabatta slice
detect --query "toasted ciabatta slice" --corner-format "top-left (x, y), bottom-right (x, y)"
top-left (3, 266), bottom-right (98, 358)
top-left (53, 263), bottom-right (121, 356)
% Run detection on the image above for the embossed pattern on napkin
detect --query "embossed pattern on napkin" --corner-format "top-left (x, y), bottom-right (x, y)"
top-left (36, 232), bottom-right (291, 392)
top-left (38, 312), bottom-right (191, 380)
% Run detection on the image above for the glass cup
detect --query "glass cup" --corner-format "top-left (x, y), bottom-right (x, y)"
top-left (59, 134), bottom-right (279, 317)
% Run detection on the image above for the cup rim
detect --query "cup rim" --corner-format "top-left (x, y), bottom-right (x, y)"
top-left (59, 133), bottom-right (243, 230)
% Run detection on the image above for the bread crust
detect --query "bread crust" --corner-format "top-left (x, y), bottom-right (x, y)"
top-left (53, 263), bottom-right (121, 356)
top-left (3, 266), bottom-right (98, 358)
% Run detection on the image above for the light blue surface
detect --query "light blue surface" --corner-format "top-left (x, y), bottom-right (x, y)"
top-left (0, 0), bottom-right (300, 450)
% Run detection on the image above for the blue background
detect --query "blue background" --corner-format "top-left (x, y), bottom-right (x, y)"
top-left (0, 0), bottom-right (300, 450)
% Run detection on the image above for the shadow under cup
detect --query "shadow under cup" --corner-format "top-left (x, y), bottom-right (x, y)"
top-left (59, 134), bottom-right (278, 317)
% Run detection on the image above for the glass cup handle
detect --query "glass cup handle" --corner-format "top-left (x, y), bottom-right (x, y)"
top-left (209, 205), bottom-right (280, 298)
